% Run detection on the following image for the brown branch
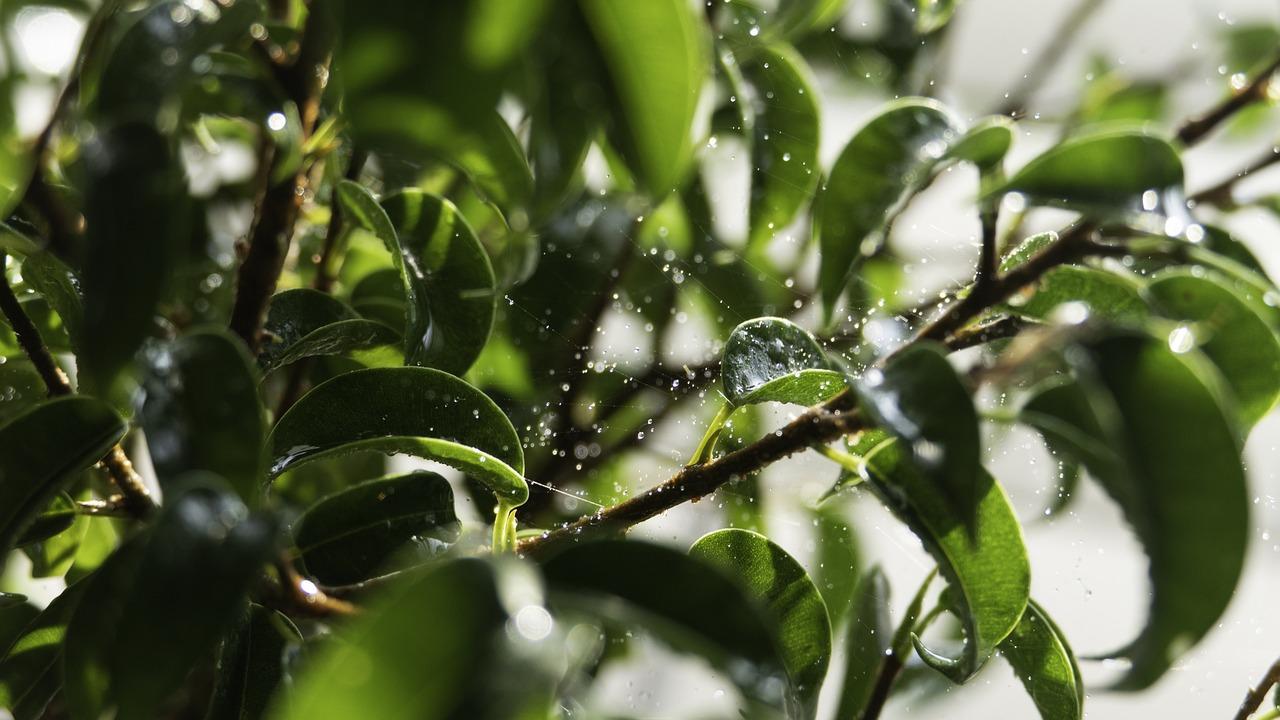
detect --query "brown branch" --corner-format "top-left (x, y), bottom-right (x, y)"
top-left (860, 652), bottom-right (905, 720)
top-left (1189, 147), bottom-right (1280, 207)
top-left (1233, 655), bottom-right (1280, 720)
top-left (996, 0), bottom-right (1107, 117)
top-left (1176, 53), bottom-right (1280, 147)
top-left (270, 554), bottom-right (358, 618)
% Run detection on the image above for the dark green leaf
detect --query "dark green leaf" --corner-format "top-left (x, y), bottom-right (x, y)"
top-left (999, 231), bottom-right (1058, 272)
top-left (721, 316), bottom-right (844, 407)
top-left (14, 492), bottom-right (77, 547)
top-left (833, 567), bottom-right (890, 720)
top-left (0, 359), bottom-right (47, 425)
top-left (690, 528), bottom-right (832, 719)
top-left (206, 604), bottom-right (301, 720)
top-left (999, 600), bottom-right (1083, 720)
top-left (22, 493), bottom-right (89, 579)
top-left (817, 98), bottom-right (961, 321)
top-left (140, 328), bottom-right (265, 503)
top-left (295, 471), bottom-right (462, 585)
top-left (260, 288), bottom-right (399, 371)
top-left (0, 397), bottom-right (124, 575)
top-left (1009, 266), bottom-right (1147, 323)
top-left (0, 581), bottom-right (90, 720)
top-left (268, 367), bottom-right (527, 507)
top-left (1, 224), bottom-right (83, 350)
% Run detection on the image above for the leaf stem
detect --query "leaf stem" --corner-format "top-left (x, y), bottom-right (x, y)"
top-left (863, 569), bottom-right (937, 720)
top-left (814, 444), bottom-right (866, 479)
top-left (687, 401), bottom-right (735, 467)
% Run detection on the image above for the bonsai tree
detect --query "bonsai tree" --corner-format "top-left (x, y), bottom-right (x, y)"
top-left (1, 0), bottom-right (1279, 718)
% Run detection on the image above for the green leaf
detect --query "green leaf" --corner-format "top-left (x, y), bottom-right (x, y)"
top-left (140, 329), bottom-right (266, 503)
top-left (268, 367), bottom-right (527, 506)
top-left (690, 529), bottom-right (832, 719)
top-left (64, 487), bottom-right (277, 720)
top-left (206, 604), bottom-right (301, 720)
top-left (1000, 231), bottom-right (1058, 272)
top-left (0, 580), bottom-right (90, 720)
top-left (1009, 266), bottom-right (1147, 323)
top-left (948, 116), bottom-right (1014, 170)
top-left (812, 502), bottom-right (862, 625)
top-left (272, 558), bottom-right (527, 720)
top-left (14, 492), bottom-right (78, 547)
top-left (744, 44), bottom-right (820, 249)
top-left (580, 0), bottom-right (711, 195)
top-left (260, 288), bottom-right (400, 371)
top-left (295, 471), bottom-right (462, 585)
top-left (817, 98), bottom-right (961, 321)
top-left (1, 225), bottom-right (83, 350)
top-left (80, 122), bottom-right (188, 396)
top-left (721, 317), bottom-right (845, 407)
top-left (989, 129), bottom-right (1183, 214)
top-left (1145, 270), bottom-right (1280, 427)
top-left (917, 0), bottom-right (961, 33)
top-left (999, 600), bottom-right (1084, 720)
top-left (541, 539), bottom-right (791, 714)
top-left (855, 342), bottom-right (981, 522)
top-left (0, 397), bottom-right (125, 575)
top-left (833, 567), bottom-right (891, 720)
top-left (529, 22), bottom-right (601, 219)
top-left (0, 358), bottom-right (47, 426)
top-left (772, 0), bottom-right (849, 38)
top-left (850, 430), bottom-right (1030, 682)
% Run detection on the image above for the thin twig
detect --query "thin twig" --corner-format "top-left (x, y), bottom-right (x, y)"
top-left (860, 652), bottom-right (904, 720)
top-left (1189, 147), bottom-right (1280, 207)
top-left (271, 554), bottom-right (358, 618)
top-left (1176, 53), bottom-right (1280, 147)
top-left (996, 0), bottom-right (1107, 117)
top-left (1233, 655), bottom-right (1280, 720)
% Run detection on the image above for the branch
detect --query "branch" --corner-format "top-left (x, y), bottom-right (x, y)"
top-left (1233, 655), bottom-right (1280, 720)
top-left (1189, 147), bottom-right (1280, 207)
top-left (996, 0), bottom-right (1107, 117)
top-left (1176, 53), bottom-right (1280, 147)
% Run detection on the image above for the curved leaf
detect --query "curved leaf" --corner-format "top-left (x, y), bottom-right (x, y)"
top-left (140, 328), bottom-right (265, 503)
top-left (268, 367), bottom-right (527, 506)
top-left (580, 0), bottom-right (711, 195)
top-left (295, 471), bottom-right (462, 585)
top-left (206, 604), bottom-right (301, 720)
top-left (744, 45), bottom-right (821, 249)
top-left (721, 317), bottom-right (845, 407)
top-left (999, 600), bottom-right (1084, 720)
top-left (851, 430), bottom-right (1030, 682)
top-left (261, 288), bottom-right (399, 370)
top-left (817, 98), bottom-right (961, 321)
top-left (690, 529), bottom-right (832, 718)
top-left (0, 397), bottom-right (125, 575)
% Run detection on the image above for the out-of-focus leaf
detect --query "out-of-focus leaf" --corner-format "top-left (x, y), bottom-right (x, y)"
top-left (580, 0), bottom-right (711, 195)
top-left (1146, 270), bottom-right (1280, 427)
top-left (268, 367), bottom-right (527, 507)
top-left (206, 604), bottom-right (301, 720)
top-left (721, 317), bottom-right (844, 407)
top-left (0, 581), bottom-right (89, 720)
top-left (22, 493), bottom-right (89, 579)
top-left (849, 430), bottom-right (1030, 682)
top-left (812, 502), bottom-right (861, 625)
top-left (80, 122), bottom-right (188, 396)
top-left (917, 0), bottom-right (961, 34)
top-left (1, 225), bottom-right (83, 350)
top-left (817, 98), bottom-right (961, 321)
top-left (0, 397), bottom-right (124, 575)
top-left (260, 288), bottom-right (399, 370)
top-left (773, 0), bottom-right (849, 38)
top-left (1009, 266), bottom-right (1147, 323)
top-left (833, 567), bottom-right (890, 720)
top-left (744, 44), bottom-right (820, 249)
top-left (14, 492), bottom-right (77, 547)
top-left (140, 328), bottom-right (265, 503)
top-left (529, 20), bottom-right (602, 219)
top-left (855, 342), bottom-right (981, 522)
top-left (949, 117), bottom-right (1014, 170)
top-left (690, 528), bottom-right (832, 719)
top-left (295, 471), bottom-right (462, 585)
top-left (999, 600), bottom-right (1084, 720)
top-left (541, 540), bottom-right (791, 714)
top-left (0, 358), bottom-right (46, 425)
top-left (64, 487), bottom-right (277, 720)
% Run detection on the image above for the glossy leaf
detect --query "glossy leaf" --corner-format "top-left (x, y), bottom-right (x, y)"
top-left (1009, 266), bottom-right (1147, 324)
top-left (268, 367), bottom-right (527, 506)
top-left (690, 529), bottom-right (832, 718)
top-left (0, 581), bottom-right (89, 720)
top-left (999, 600), bottom-right (1084, 720)
top-left (721, 317), bottom-right (845, 407)
top-left (744, 45), bottom-right (820, 249)
top-left (0, 397), bottom-right (125, 575)
top-left (817, 98), bottom-right (961, 321)
top-left (295, 471), bottom-right (462, 585)
top-left (260, 288), bottom-right (399, 370)
top-left (206, 604), bottom-right (301, 720)
top-left (999, 231), bottom-right (1058, 273)
top-left (140, 329), bottom-right (265, 503)
top-left (855, 342), bottom-right (981, 522)
top-left (580, 0), bottom-right (711, 195)
top-left (1, 224), bottom-right (83, 350)
top-left (1146, 270), bottom-right (1280, 427)
top-left (834, 567), bottom-right (891, 720)
top-left (541, 540), bottom-right (791, 713)
top-left (850, 430), bottom-right (1030, 682)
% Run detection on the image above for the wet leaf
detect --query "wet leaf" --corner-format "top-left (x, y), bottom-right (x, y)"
top-left (295, 471), bottom-right (462, 585)
top-left (744, 44), bottom-right (820, 249)
top-left (833, 567), bottom-right (891, 720)
top-left (580, 0), bottom-right (711, 195)
top-left (999, 600), bottom-right (1084, 720)
top-left (1010, 266), bottom-right (1147, 324)
top-left (999, 231), bottom-right (1058, 272)
top-left (140, 328), bottom-right (265, 504)
top-left (690, 528), bottom-right (832, 719)
top-left (206, 604), bottom-right (301, 720)
top-left (1, 224), bottom-right (83, 350)
top-left (817, 98), bottom-right (961, 321)
top-left (268, 367), bottom-right (527, 506)
top-left (260, 288), bottom-right (400, 371)
top-left (0, 397), bottom-right (125, 575)
top-left (0, 580), bottom-right (90, 720)
top-left (0, 359), bottom-right (46, 425)
top-left (721, 317), bottom-right (845, 408)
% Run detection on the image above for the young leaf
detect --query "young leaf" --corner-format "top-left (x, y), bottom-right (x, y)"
top-left (721, 316), bottom-right (844, 408)
top-left (851, 430), bottom-right (1030, 682)
top-left (855, 342), bottom-right (981, 522)
top-left (999, 600), bottom-right (1084, 720)
top-left (206, 604), bottom-right (302, 720)
top-left (743, 44), bottom-right (820, 249)
top-left (260, 289), bottom-right (400, 371)
top-left (834, 567), bottom-right (891, 720)
top-left (140, 328), bottom-right (266, 504)
top-left (690, 528), bottom-right (833, 719)
top-left (0, 397), bottom-right (125, 575)
top-left (294, 471), bottom-right (462, 585)
top-left (1146, 270), bottom-right (1280, 428)
top-left (268, 367), bottom-right (528, 507)
top-left (580, 0), bottom-right (711, 195)
top-left (817, 98), bottom-right (961, 321)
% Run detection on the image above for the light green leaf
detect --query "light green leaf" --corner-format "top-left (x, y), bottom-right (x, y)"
top-left (1009, 266), bottom-right (1147, 323)
top-left (260, 288), bottom-right (400, 370)
top-left (916, 0), bottom-right (961, 34)
top-left (949, 116), bottom-right (1014, 170)
top-left (999, 600), bottom-right (1084, 720)
top-left (0, 581), bottom-right (89, 720)
top-left (999, 231), bottom-right (1058, 273)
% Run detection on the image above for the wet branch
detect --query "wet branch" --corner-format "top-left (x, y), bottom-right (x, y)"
top-left (1233, 655), bottom-right (1280, 720)
top-left (1176, 52), bottom-right (1280, 147)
